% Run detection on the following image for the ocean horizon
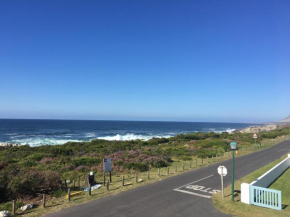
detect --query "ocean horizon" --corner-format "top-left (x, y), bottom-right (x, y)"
top-left (0, 119), bottom-right (257, 147)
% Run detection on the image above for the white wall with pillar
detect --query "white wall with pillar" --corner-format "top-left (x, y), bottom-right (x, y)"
top-left (241, 154), bottom-right (290, 205)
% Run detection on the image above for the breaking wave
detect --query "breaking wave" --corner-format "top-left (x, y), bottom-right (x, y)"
top-left (97, 133), bottom-right (172, 141)
top-left (3, 127), bottom-right (237, 146)
top-left (214, 128), bottom-right (236, 134)
top-left (10, 138), bottom-right (84, 147)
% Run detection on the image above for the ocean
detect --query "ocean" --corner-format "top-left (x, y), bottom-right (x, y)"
top-left (0, 119), bottom-right (254, 146)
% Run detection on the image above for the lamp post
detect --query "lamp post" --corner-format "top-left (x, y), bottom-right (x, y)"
top-left (230, 142), bottom-right (238, 201)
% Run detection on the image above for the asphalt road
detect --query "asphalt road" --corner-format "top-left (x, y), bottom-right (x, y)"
top-left (46, 139), bottom-right (290, 217)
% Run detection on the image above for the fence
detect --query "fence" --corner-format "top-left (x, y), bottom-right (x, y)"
top-left (241, 154), bottom-right (290, 210)
top-left (250, 185), bottom-right (282, 210)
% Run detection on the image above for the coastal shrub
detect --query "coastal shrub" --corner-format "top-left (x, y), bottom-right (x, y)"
top-left (181, 156), bottom-right (192, 161)
top-left (260, 132), bottom-right (282, 139)
top-left (152, 160), bottom-right (168, 168)
top-left (114, 161), bottom-right (124, 166)
top-left (216, 147), bottom-right (225, 154)
top-left (49, 147), bottom-right (74, 156)
top-left (27, 153), bottom-right (48, 161)
top-left (8, 170), bottom-right (62, 199)
top-left (40, 157), bottom-right (55, 164)
top-left (195, 139), bottom-right (228, 150)
top-left (74, 165), bottom-right (89, 172)
top-left (205, 132), bottom-right (221, 138)
top-left (60, 164), bottom-right (74, 172)
top-left (146, 138), bottom-right (169, 146)
top-left (239, 142), bottom-right (252, 147)
top-left (0, 171), bottom-right (8, 202)
top-left (71, 157), bottom-right (101, 167)
top-left (195, 149), bottom-right (217, 158)
top-left (164, 147), bottom-right (191, 157)
top-left (173, 133), bottom-right (202, 141)
top-left (220, 132), bottom-right (229, 139)
top-left (50, 164), bottom-right (62, 171)
top-left (0, 162), bottom-right (8, 170)
top-left (22, 159), bottom-right (37, 167)
top-left (123, 162), bottom-right (149, 172)
top-left (52, 189), bottom-right (64, 198)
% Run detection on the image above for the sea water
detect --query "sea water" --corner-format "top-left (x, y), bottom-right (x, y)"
top-left (0, 119), bottom-right (254, 146)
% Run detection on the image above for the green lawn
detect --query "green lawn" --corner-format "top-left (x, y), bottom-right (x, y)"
top-left (269, 167), bottom-right (290, 208)
top-left (213, 155), bottom-right (290, 217)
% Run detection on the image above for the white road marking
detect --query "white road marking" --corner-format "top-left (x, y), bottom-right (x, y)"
top-left (173, 189), bottom-right (211, 198)
top-left (173, 174), bottom-right (222, 198)
top-left (174, 174), bottom-right (214, 190)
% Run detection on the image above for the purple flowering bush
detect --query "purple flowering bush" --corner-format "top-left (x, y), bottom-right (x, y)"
top-left (104, 149), bottom-right (170, 172)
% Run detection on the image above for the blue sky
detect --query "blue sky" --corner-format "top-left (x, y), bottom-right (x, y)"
top-left (0, 0), bottom-right (289, 123)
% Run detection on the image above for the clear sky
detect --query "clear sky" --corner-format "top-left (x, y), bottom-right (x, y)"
top-left (0, 0), bottom-right (289, 123)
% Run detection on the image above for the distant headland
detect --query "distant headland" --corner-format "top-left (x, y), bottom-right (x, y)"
top-left (278, 114), bottom-right (290, 123)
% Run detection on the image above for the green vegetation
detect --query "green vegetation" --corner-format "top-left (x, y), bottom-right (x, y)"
top-left (213, 155), bottom-right (290, 217)
top-left (1, 126), bottom-right (290, 207)
top-left (269, 167), bottom-right (290, 207)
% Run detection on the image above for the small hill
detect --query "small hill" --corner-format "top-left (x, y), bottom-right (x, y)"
top-left (278, 114), bottom-right (290, 123)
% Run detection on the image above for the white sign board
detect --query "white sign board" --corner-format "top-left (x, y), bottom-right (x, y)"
top-left (217, 166), bottom-right (227, 176)
top-left (103, 158), bottom-right (112, 172)
top-left (253, 133), bottom-right (258, 139)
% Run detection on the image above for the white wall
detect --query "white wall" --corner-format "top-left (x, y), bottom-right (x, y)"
top-left (250, 154), bottom-right (290, 188)
top-left (241, 183), bottom-right (250, 204)
top-left (241, 154), bottom-right (290, 205)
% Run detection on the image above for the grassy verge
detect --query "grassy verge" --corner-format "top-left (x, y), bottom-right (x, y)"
top-left (213, 154), bottom-right (290, 217)
top-left (4, 135), bottom-right (287, 217)
top-left (269, 167), bottom-right (290, 207)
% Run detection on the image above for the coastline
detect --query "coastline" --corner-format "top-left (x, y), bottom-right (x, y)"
top-left (3, 121), bottom-right (288, 148)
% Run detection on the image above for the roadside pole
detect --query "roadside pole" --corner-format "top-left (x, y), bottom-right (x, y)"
top-left (232, 148), bottom-right (235, 201)
top-left (221, 173), bottom-right (224, 197)
top-left (253, 133), bottom-right (258, 148)
top-left (217, 166), bottom-right (227, 198)
top-left (230, 142), bottom-right (238, 202)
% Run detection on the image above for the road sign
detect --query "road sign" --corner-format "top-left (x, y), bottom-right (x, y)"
top-left (103, 158), bottom-right (112, 172)
top-left (217, 166), bottom-right (227, 198)
top-left (253, 133), bottom-right (258, 139)
top-left (217, 166), bottom-right (227, 176)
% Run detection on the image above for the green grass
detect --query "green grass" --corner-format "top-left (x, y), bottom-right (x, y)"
top-left (269, 167), bottom-right (290, 207)
top-left (213, 155), bottom-right (290, 217)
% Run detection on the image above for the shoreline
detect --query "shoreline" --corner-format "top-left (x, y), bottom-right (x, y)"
top-left (0, 128), bottom-right (241, 147)
top-left (0, 124), bottom-right (275, 147)
top-left (3, 123), bottom-right (289, 147)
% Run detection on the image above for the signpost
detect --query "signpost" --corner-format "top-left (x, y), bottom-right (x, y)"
top-left (253, 133), bottom-right (258, 147)
top-left (217, 166), bottom-right (227, 197)
top-left (230, 142), bottom-right (238, 201)
top-left (103, 158), bottom-right (112, 185)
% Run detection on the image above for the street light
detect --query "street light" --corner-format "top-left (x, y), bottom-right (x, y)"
top-left (230, 142), bottom-right (238, 201)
